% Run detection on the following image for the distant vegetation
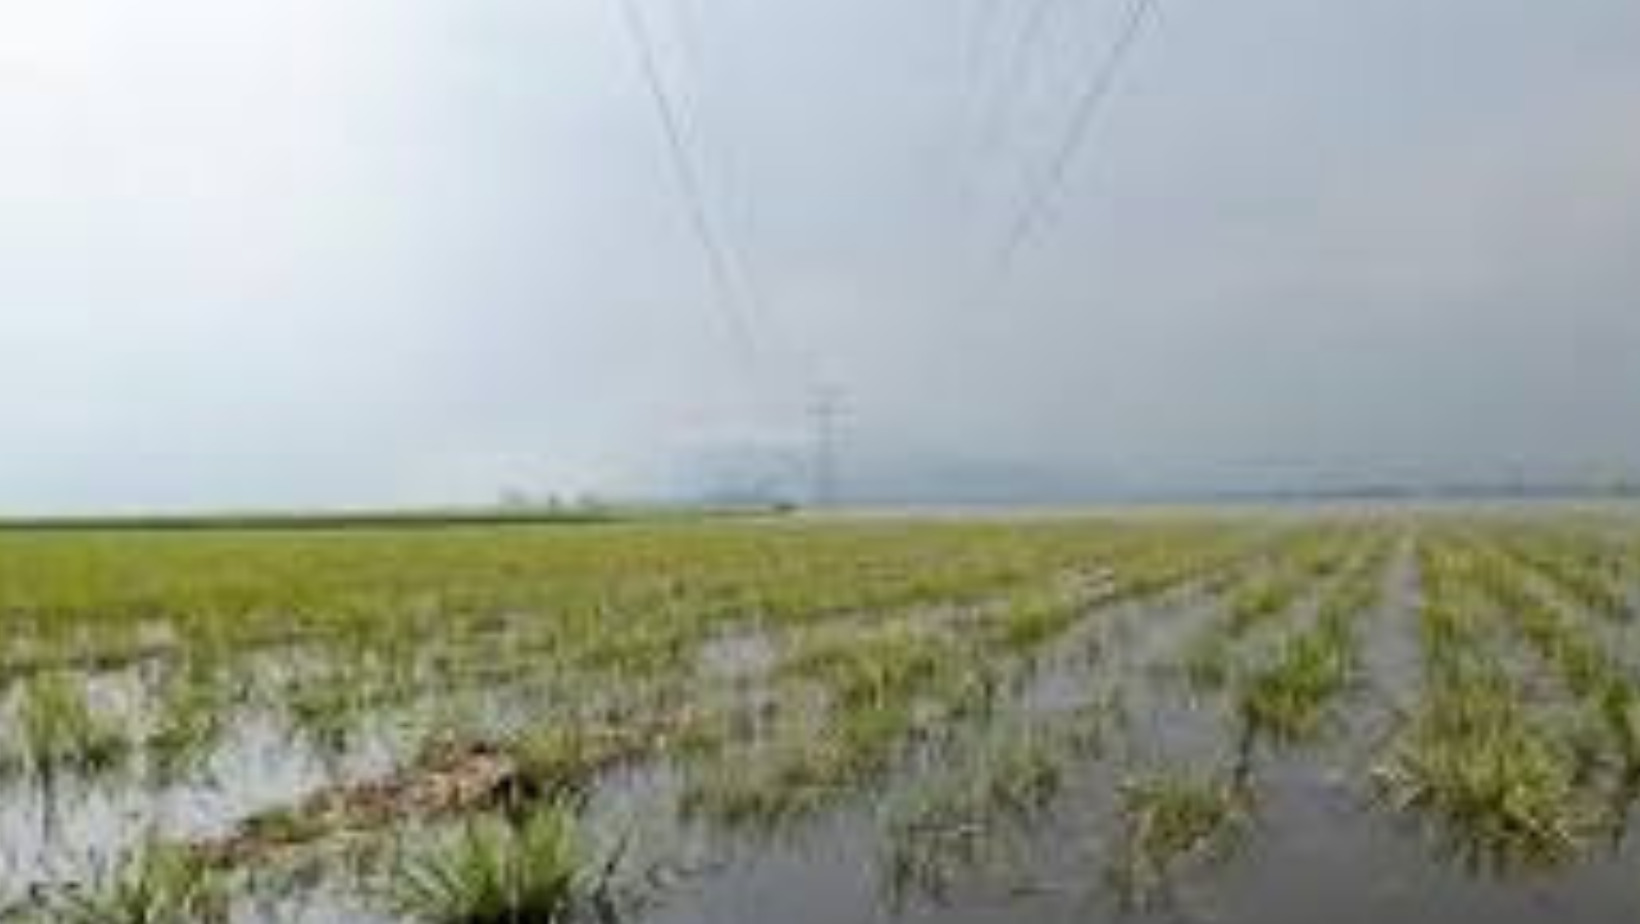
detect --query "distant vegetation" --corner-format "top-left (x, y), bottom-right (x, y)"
top-left (0, 502), bottom-right (788, 533)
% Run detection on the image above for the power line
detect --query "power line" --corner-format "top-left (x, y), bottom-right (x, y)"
top-left (618, 0), bottom-right (835, 500)
top-left (970, 0), bottom-right (1063, 168)
top-left (616, 0), bottom-right (762, 366)
top-left (993, 0), bottom-right (1161, 273)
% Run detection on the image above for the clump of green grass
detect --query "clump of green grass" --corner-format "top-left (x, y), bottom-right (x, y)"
top-left (1236, 622), bottom-right (1353, 747)
top-left (505, 712), bottom-right (717, 803)
top-left (508, 726), bottom-right (642, 803)
top-left (145, 666), bottom-right (227, 783)
top-left (1228, 579), bottom-right (1292, 632)
top-left (683, 621), bottom-right (971, 832)
top-left (683, 703), bottom-right (912, 832)
top-left (1598, 682), bottom-right (1640, 776)
top-left (1472, 555), bottom-right (1640, 778)
top-left (14, 671), bottom-right (130, 780)
top-left (783, 624), bottom-right (949, 709)
top-left (987, 590), bottom-right (1083, 654)
top-left (285, 672), bottom-right (366, 756)
top-left (1109, 772), bottom-right (1250, 909)
top-left (892, 725), bottom-right (1068, 830)
top-left (387, 805), bottom-right (618, 924)
top-left (44, 843), bottom-right (225, 924)
top-left (1374, 673), bottom-right (1590, 871)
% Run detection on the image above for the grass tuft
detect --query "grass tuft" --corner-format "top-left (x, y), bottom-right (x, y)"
top-left (1109, 772), bottom-right (1249, 908)
top-left (15, 671), bottom-right (130, 780)
top-left (45, 843), bottom-right (225, 924)
top-left (1374, 673), bottom-right (1591, 871)
top-left (388, 804), bottom-right (619, 924)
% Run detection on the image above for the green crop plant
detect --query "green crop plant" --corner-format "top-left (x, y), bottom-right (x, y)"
top-left (882, 715), bottom-right (1101, 905)
top-left (284, 671), bottom-right (368, 756)
top-left (682, 701), bottom-right (915, 832)
top-left (1233, 553), bottom-right (1375, 750)
top-left (782, 623), bottom-right (952, 711)
top-left (12, 512), bottom-right (1640, 920)
top-left (14, 671), bottom-right (130, 780)
top-left (145, 666), bottom-right (228, 783)
top-left (387, 804), bottom-right (618, 924)
top-left (1236, 628), bottom-right (1353, 747)
top-left (1374, 668), bottom-right (1590, 871)
top-left (1109, 772), bottom-right (1250, 909)
top-left (988, 589), bottom-right (1086, 654)
top-left (41, 843), bottom-right (225, 924)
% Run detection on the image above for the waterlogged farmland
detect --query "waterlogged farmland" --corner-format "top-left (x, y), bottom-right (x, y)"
top-left (4, 512), bottom-right (1640, 921)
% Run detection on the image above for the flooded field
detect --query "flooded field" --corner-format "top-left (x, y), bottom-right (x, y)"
top-left (3, 509), bottom-right (1640, 921)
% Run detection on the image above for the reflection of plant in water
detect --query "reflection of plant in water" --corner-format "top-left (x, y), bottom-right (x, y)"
top-left (1108, 772), bottom-right (1251, 910)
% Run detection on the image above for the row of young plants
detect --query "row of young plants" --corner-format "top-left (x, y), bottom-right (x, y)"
top-left (0, 523), bottom-right (1172, 783)
top-left (1176, 526), bottom-right (1364, 693)
top-left (1372, 534), bottom-right (1602, 871)
top-left (872, 525), bottom-right (1403, 913)
top-left (0, 518), bottom-right (1266, 922)
top-left (1458, 536), bottom-right (1640, 790)
top-left (673, 524), bottom-right (1253, 838)
top-left (373, 521), bottom-right (1265, 922)
top-left (1103, 528), bottom-right (1400, 908)
top-left (16, 515), bottom-right (1640, 921)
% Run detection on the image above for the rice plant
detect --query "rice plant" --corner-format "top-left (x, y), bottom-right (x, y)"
top-left (41, 843), bottom-right (225, 924)
top-left (144, 664), bottom-right (228, 783)
top-left (15, 670), bottom-right (130, 780)
top-left (13, 512), bottom-right (1640, 920)
top-left (883, 720), bottom-right (1082, 905)
top-left (1235, 585), bottom-right (1361, 749)
top-left (387, 805), bottom-right (619, 924)
top-left (1108, 772), bottom-right (1250, 909)
top-left (1374, 652), bottom-right (1591, 871)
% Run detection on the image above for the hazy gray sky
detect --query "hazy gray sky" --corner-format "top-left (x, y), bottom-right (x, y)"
top-left (3, 0), bottom-right (1639, 510)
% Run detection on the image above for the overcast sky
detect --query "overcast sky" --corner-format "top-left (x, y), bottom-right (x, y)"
top-left (3, 0), bottom-right (1639, 510)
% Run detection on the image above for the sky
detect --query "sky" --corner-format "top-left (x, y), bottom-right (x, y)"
top-left (2, 0), bottom-right (1639, 511)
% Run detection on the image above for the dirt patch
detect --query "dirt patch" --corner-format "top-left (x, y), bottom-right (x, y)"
top-left (191, 712), bottom-right (704, 868)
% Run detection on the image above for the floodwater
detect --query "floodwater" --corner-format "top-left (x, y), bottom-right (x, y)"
top-left (8, 531), bottom-right (1640, 923)
top-left (641, 540), bottom-right (1640, 924)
